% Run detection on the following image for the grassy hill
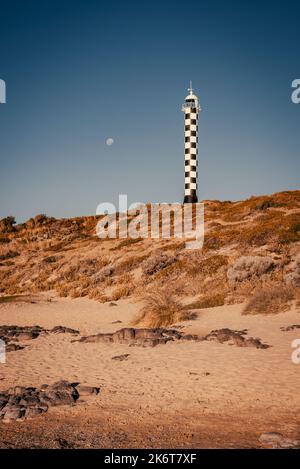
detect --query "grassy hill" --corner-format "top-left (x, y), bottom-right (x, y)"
top-left (0, 190), bottom-right (299, 325)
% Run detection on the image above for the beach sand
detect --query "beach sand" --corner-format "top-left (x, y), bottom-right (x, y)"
top-left (0, 294), bottom-right (299, 448)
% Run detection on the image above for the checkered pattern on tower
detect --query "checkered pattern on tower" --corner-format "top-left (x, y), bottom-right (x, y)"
top-left (182, 83), bottom-right (201, 203)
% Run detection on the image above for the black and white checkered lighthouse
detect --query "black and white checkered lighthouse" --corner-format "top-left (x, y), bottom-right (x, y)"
top-left (182, 82), bottom-right (201, 203)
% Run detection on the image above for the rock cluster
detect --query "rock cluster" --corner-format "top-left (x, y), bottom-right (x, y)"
top-left (203, 328), bottom-right (270, 349)
top-left (0, 325), bottom-right (44, 342)
top-left (76, 326), bottom-right (270, 349)
top-left (0, 325), bottom-right (79, 352)
top-left (51, 326), bottom-right (79, 335)
top-left (0, 381), bottom-right (99, 423)
top-left (280, 324), bottom-right (300, 331)
top-left (112, 353), bottom-right (130, 361)
top-left (76, 327), bottom-right (197, 348)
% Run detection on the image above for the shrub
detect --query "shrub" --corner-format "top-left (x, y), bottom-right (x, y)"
top-left (141, 252), bottom-right (176, 276)
top-left (26, 214), bottom-right (55, 229)
top-left (110, 285), bottom-right (132, 301)
top-left (0, 216), bottom-right (16, 233)
top-left (184, 254), bottom-right (228, 277)
top-left (227, 256), bottom-right (274, 285)
top-left (291, 223), bottom-right (300, 234)
top-left (134, 288), bottom-right (191, 327)
top-left (284, 255), bottom-right (300, 287)
top-left (243, 284), bottom-right (295, 315)
top-left (0, 237), bottom-right (10, 244)
top-left (92, 266), bottom-right (114, 284)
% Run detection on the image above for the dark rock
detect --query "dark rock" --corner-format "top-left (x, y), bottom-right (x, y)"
top-left (0, 324), bottom-right (81, 352)
top-left (0, 380), bottom-right (99, 423)
top-left (203, 328), bottom-right (270, 349)
top-left (109, 302), bottom-right (117, 307)
top-left (57, 438), bottom-right (74, 449)
top-left (2, 405), bottom-right (25, 422)
top-left (181, 334), bottom-right (199, 341)
top-left (24, 406), bottom-right (45, 419)
top-left (8, 395), bottom-right (21, 405)
top-left (16, 331), bottom-right (40, 340)
top-left (0, 325), bottom-right (44, 346)
top-left (51, 326), bottom-right (79, 335)
top-left (77, 327), bottom-right (186, 347)
top-left (40, 380), bottom-right (79, 406)
top-left (112, 354), bottom-right (130, 361)
top-left (19, 395), bottom-right (40, 406)
top-left (6, 343), bottom-right (25, 352)
top-left (281, 324), bottom-right (300, 331)
top-left (39, 384), bottom-right (49, 391)
top-left (7, 386), bottom-right (26, 396)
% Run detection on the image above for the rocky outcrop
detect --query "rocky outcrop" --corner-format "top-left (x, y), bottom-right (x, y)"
top-left (0, 325), bottom-right (44, 342)
top-left (0, 381), bottom-right (100, 423)
top-left (75, 326), bottom-right (270, 349)
top-left (280, 324), bottom-right (300, 331)
top-left (50, 326), bottom-right (79, 335)
top-left (76, 327), bottom-right (197, 348)
top-left (0, 325), bottom-right (79, 352)
top-left (203, 328), bottom-right (270, 349)
top-left (112, 354), bottom-right (130, 361)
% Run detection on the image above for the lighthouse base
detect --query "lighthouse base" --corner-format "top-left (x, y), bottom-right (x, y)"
top-left (184, 194), bottom-right (198, 204)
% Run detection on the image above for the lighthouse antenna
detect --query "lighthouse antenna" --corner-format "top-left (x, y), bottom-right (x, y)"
top-left (188, 80), bottom-right (193, 95)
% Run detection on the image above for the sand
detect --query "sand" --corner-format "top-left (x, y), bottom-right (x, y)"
top-left (0, 294), bottom-right (299, 448)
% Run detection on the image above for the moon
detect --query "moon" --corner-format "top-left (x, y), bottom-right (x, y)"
top-left (106, 138), bottom-right (114, 146)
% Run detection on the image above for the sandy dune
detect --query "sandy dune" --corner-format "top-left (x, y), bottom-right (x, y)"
top-left (0, 294), bottom-right (299, 448)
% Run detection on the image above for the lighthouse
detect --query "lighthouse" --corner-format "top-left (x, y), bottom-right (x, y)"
top-left (182, 82), bottom-right (201, 203)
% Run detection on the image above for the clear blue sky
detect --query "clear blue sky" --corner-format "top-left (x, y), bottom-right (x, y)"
top-left (0, 0), bottom-right (299, 221)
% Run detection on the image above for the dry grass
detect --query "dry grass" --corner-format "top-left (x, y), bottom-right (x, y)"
top-left (184, 254), bottom-right (228, 277)
top-left (110, 238), bottom-right (143, 250)
top-left (183, 292), bottom-right (226, 310)
top-left (0, 191), bottom-right (299, 305)
top-left (115, 254), bottom-right (149, 274)
top-left (205, 191), bottom-right (300, 223)
top-left (227, 256), bottom-right (274, 285)
top-left (110, 285), bottom-right (132, 301)
top-left (204, 208), bottom-right (300, 250)
top-left (134, 288), bottom-right (191, 328)
top-left (243, 284), bottom-right (295, 315)
top-left (141, 252), bottom-right (176, 276)
top-left (160, 240), bottom-right (186, 252)
top-left (0, 250), bottom-right (20, 261)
